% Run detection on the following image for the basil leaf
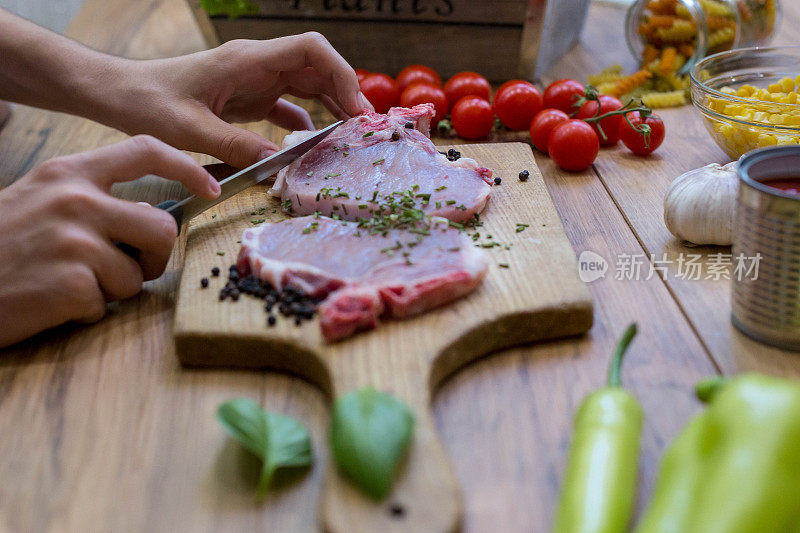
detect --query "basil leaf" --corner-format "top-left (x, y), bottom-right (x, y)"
top-left (330, 387), bottom-right (415, 500)
top-left (199, 0), bottom-right (259, 19)
top-left (217, 398), bottom-right (312, 495)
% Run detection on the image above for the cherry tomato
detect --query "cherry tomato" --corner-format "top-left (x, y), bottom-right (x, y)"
top-left (548, 120), bottom-right (599, 171)
top-left (543, 79), bottom-right (585, 114)
top-left (619, 111), bottom-right (665, 155)
top-left (451, 96), bottom-right (495, 140)
top-left (359, 73), bottom-right (400, 114)
top-left (444, 72), bottom-right (492, 107)
top-left (400, 83), bottom-right (448, 126)
top-left (575, 95), bottom-right (624, 146)
top-left (529, 109), bottom-right (569, 153)
top-left (354, 68), bottom-right (371, 83)
top-left (493, 80), bottom-right (544, 131)
top-left (396, 65), bottom-right (442, 91)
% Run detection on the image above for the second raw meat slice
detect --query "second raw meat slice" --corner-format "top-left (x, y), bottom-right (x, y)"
top-left (237, 216), bottom-right (489, 341)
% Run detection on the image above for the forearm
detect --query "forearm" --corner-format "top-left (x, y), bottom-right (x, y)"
top-left (0, 8), bottom-right (127, 120)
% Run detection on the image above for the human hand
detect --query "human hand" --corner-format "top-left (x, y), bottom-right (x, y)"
top-left (0, 101), bottom-right (9, 129)
top-left (0, 135), bottom-right (220, 347)
top-left (101, 33), bottom-right (372, 169)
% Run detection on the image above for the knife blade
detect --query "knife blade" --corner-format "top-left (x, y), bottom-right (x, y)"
top-left (116, 120), bottom-right (342, 261)
top-left (163, 119), bottom-right (343, 225)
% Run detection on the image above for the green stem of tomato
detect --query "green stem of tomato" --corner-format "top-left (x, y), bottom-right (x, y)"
top-left (608, 323), bottom-right (638, 387)
top-left (577, 91), bottom-right (655, 147)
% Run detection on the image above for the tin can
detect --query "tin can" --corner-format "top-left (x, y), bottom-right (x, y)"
top-left (733, 146), bottom-right (800, 351)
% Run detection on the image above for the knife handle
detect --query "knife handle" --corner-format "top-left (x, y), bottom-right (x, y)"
top-left (115, 200), bottom-right (184, 262)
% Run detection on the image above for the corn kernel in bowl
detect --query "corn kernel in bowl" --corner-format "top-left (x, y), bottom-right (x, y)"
top-left (696, 76), bottom-right (800, 158)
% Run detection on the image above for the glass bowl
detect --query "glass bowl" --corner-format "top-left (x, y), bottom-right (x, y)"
top-left (691, 46), bottom-right (800, 159)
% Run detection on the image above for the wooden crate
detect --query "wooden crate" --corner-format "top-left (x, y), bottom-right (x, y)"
top-left (187, 0), bottom-right (590, 82)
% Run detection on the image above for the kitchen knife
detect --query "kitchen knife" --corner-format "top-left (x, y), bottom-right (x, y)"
top-left (159, 119), bottom-right (343, 226)
top-left (116, 120), bottom-right (342, 261)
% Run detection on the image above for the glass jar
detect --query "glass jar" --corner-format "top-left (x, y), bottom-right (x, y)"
top-left (625, 0), bottom-right (780, 74)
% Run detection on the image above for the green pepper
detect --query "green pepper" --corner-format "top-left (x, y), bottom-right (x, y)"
top-left (554, 323), bottom-right (643, 533)
top-left (635, 373), bottom-right (800, 533)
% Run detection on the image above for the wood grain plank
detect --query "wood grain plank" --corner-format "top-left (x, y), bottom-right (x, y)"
top-left (540, 3), bottom-right (800, 375)
top-left (436, 154), bottom-right (717, 532)
top-left (174, 143), bottom-right (593, 531)
top-left (0, 0), bottom-right (725, 532)
top-left (0, 2), bottom-right (329, 533)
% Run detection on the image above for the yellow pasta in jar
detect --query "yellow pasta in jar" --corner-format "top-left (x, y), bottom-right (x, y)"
top-left (605, 70), bottom-right (653, 98)
top-left (708, 26), bottom-right (735, 49)
top-left (656, 19), bottom-right (697, 42)
top-left (588, 64), bottom-right (624, 86)
top-left (699, 0), bottom-right (733, 17)
top-left (642, 90), bottom-right (687, 108)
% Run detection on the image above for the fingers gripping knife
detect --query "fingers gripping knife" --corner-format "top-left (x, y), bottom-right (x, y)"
top-left (116, 121), bottom-right (342, 260)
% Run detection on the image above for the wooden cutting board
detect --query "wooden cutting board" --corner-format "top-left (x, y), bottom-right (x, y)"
top-left (174, 142), bottom-right (592, 532)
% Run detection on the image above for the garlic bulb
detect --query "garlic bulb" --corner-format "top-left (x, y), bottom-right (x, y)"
top-left (663, 161), bottom-right (738, 246)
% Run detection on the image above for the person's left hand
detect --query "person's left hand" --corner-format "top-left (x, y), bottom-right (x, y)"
top-left (98, 32), bottom-right (372, 169)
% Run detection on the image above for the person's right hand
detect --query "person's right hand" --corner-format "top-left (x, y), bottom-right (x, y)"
top-left (0, 135), bottom-right (221, 348)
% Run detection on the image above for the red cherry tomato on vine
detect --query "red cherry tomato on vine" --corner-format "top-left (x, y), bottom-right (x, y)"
top-left (396, 65), bottom-right (442, 91)
top-left (493, 80), bottom-right (544, 131)
top-left (619, 111), bottom-right (665, 155)
top-left (529, 109), bottom-right (570, 153)
top-left (575, 95), bottom-right (624, 146)
top-left (354, 68), bottom-right (371, 83)
top-left (400, 83), bottom-right (448, 126)
top-left (451, 96), bottom-right (494, 140)
top-left (359, 73), bottom-right (400, 114)
top-left (548, 120), bottom-right (599, 171)
top-left (444, 72), bottom-right (492, 107)
top-left (543, 79), bottom-right (586, 113)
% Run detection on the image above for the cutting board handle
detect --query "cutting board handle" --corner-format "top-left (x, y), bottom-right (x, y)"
top-left (320, 363), bottom-right (461, 533)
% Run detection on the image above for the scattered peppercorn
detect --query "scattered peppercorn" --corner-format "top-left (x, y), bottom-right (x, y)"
top-left (211, 266), bottom-right (220, 277)
top-left (391, 131), bottom-right (400, 141)
top-left (389, 504), bottom-right (406, 519)
top-left (494, 177), bottom-right (502, 185)
top-left (519, 170), bottom-right (530, 181)
top-left (404, 122), bottom-right (414, 129)
top-left (446, 148), bottom-right (461, 162)
top-left (200, 277), bottom-right (209, 288)
top-left (215, 264), bottom-right (319, 327)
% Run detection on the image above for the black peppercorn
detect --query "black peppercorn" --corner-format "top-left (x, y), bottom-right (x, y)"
top-left (519, 170), bottom-right (530, 181)
top-left (404, 122), bottom-right (414, 128)
top-left (211, 266), bottom-right (220, 277)
top-left (389, 503), bottom-right (405, 518)
top-left (391, 131), bottom-right (400, 141)
top-left (494, 177), bottom-right (502, 185)
top-left (267, 315), bottom-right (277, 326)
top-left (200, 277), bottom-right (209, 288)
top-left (445, 148), bottom-right (461, 162)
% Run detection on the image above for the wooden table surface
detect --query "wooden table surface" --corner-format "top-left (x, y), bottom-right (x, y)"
top-left (1, 1), bottom-right (798, 531)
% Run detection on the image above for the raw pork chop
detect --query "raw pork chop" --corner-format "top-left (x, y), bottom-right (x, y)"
top-left (237, 216), bottom-right (488, 341)
top-left (269, 104), bottom-right (493, 224)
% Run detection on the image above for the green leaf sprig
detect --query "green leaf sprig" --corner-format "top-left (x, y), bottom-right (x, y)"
top-left (330, 387), bottom-right (415, 500)
top-left (200, 0), bottom-right (259, 19)
top-left (217, 398), bottom-right (312, 496)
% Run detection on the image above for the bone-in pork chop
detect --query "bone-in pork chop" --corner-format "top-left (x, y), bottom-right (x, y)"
top-left (269, 104), bottom-right (493, 223)
top-left (237, 216), bottom-right (488, 341)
